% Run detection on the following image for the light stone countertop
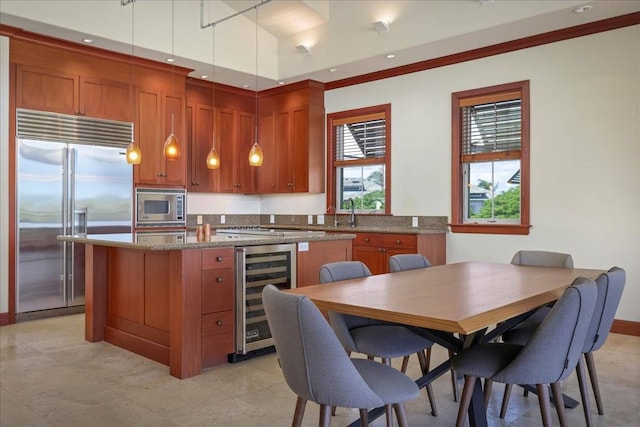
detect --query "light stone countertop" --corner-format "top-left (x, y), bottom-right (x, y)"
top-left (58, 231), bottom-right (356, 251)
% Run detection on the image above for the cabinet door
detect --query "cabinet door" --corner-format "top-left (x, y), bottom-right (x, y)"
top-left (237, 110), bottom-right (256, 193)
top-left (275, 110), bottom-right (292, 192)
top-left (352, 245), bottom-right (383, 275)
top-left (16, 65), bottom-right (78, 115)
top-left (289, 106), bottom-right (309, 192)
top-left (256, 111), bottom-right (277, 193)
top-left (162, 93), bottom-right (186, 186)
top-left (80, 76), bottom-right (132, 121)
top-left (188, 103), bottom-right (215, 192)
top-left (135, 87), bottom-right (163, 185)
top-left (201, 268), bottom-right (234, 314)
top-left (216, 108), bottom-right (236, 193)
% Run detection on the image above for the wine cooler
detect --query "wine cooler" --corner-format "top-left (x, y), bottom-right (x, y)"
top-left (234, 244), bottom-right (297, 358)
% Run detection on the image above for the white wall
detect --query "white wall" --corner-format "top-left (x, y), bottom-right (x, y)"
top-left (325, 26), bottom-right (640, 322)
top-left (1, 36), bottom-right (9, 314)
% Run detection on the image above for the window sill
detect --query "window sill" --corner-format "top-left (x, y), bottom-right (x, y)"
top-left (449, 223), bottom-right (531, 235)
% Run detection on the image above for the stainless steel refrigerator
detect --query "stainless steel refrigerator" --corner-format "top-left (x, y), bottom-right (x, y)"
top-left (16, 109), bottom-right (133, 317)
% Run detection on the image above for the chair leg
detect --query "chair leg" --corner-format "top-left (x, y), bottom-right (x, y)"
top-left (319, 404), bottom-right (332, 427)
top-left (455, 375), bottom-right (477, 427)
top-left (584, 351), bottom-right (604, 415)
top-left (385, 404), bottom-right (393, 427)
top-left (292, 397), bottom-right (307, 427)
top-left (416, 349), bottom-right (438, 416)
top-left (449, 349), bottom-right (460, 402)
top-left (483, 379), bottom-right (493, 408)
top-left (393, 403), bottom-right (410, 427)
top-left (551, 382), bottom-right (568, 427)
top-left (401, 355), bottom-right (410, 373)
top-left (500, 383), bottom-right (513, 419)
top-left (576, 356), bottom-right (594, 427)
top-left (536, 384), bottom-right (553, 427)
top-left (359, 409), bottom-right (369, 427)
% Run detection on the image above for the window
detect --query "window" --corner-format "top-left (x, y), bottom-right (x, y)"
top-left (451, 81), bottom-right (530, 235)
top-left (327, 104), bottom-right (391, 214)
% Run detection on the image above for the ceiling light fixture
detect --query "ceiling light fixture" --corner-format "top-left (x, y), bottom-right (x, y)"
top-left (372, 20), bottom-right (389, 34)
top-left (124, 0), bottom-right (141, 165)
top-left (163, 0), bottom-right (180, 161)
top-left (385, 53), bottom-right (395, 59)
top-left (206, 18), bottom-right (220, 170)
top-left (573, 5), bottom-right (593, 13)
top-left (248, 5), bottom-right (264, 167)
top-left (295, 44), bottom-right (311, 56)
top-left (82, 38), bottom-right (93, 44)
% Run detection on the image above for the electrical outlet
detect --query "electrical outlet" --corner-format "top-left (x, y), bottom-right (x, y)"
top-left (196, 215), bottom-right (203, 225)
top-left (298, 242), bottom-right (309, 252)
top-left (307, 214), bottom-right (313, 224)
top-left (412, 216), bottom-right (419, 227)
top-left (220, 215), bottom-right (225, 224)
top-left (269, 214), bottom-right (275, 224)
top-left (317, 214), bottom-right (325, 225)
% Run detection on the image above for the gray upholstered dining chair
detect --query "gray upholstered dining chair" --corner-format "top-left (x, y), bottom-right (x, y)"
top-left (451, 277), bottom-right (597, 427)
top-left (499, 267), bottom-right (626, 426)
top-left (388, 254), bottom-right (461, 402)
top-left (262, 284), bottom-right (420, 427)
top-left (511, 250), bottom-right (574, 268)
top-left (319, 261), bottom-right (438, 418)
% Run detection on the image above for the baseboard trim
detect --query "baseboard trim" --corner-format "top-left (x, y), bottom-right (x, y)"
top-left (0, 312), bottom-right (9, 326)
top-left (611, 319), bottom-right (640, 337)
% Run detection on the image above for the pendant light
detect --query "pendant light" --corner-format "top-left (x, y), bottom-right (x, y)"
top-left (206, 19), bottom-right (220, 169)
top-left (125, 0), bottom-right (141, 164)
top-left (163, 0), bottom-right (180, 161)
top-left (248, 5), bottom-right (263, 167)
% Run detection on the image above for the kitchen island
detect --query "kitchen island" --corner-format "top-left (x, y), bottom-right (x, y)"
top-left (59, 231), bottom-right (355, 379)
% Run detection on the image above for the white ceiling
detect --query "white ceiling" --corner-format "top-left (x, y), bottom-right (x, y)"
top-left (1, 1), bottom-right (638, 90)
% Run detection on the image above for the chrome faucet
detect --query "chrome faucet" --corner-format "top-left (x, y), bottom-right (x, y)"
top-left (347, 198), bottom-right (356, 228)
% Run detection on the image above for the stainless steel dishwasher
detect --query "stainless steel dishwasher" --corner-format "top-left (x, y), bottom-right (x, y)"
top-left (232, 243), bottom-right (297, 361)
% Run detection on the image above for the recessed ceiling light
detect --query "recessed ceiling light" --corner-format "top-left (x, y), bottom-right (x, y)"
top-left (166, 58), bottom-right (175, 63)
top-left (385, 54), bottom-right (395, 59)
top-left (242, 84), bottom-right (250, 89)
top-left (329, 68), bottom-right (337, 73)
top-left (278, 81), bottom-right (285, 85)
top-left (200, 75), bottom-right (208, 79)
top-left (573, 5), bottom-right (593, 13)
top-left (82, 38), bottom-right (93, 44)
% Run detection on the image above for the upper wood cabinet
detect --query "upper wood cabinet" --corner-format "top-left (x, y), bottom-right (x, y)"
top-left (256, 81), bottom-right (325, 194)
top-left (187, 103), bottom-right (216, 192)
top-left (216, 108), bottom-right (256, 193)
top-left (135, 86), bottom-right (186, 187)
top-left (15, 64), bottom-right (132, 121)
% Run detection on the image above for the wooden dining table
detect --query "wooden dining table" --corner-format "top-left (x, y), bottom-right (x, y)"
top-left (287, 262), bottom-right (604, 427)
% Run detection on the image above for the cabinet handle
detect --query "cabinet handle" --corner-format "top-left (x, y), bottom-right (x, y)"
top-left (216, 320), bottom-right (223, 326)
top-left (157, 172), bottom-right (167, 177)
top-left (216, 256), bottom-right (223, 262)
top-left (216, 277), bottom-right (223, 283)
top-left (364, 238), bottom-right (370, 242)
top-left (396, 239), bottom-right (401, 244)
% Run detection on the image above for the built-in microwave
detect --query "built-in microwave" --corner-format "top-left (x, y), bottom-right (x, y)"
top-left (135, 188), bottom-right (186, 228)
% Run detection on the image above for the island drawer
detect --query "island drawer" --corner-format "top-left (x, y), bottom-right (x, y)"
top-left (202, 248), bottom-right (234, 270)
top-left (202, 310), bottom-right (234, 366)
top-left (383, 233), bottom-right (417, 248)
top-left (201, 268), bottom-right (234, 314)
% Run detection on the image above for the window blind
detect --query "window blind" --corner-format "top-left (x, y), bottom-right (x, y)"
top-left (462, 99), bottom-right (521, 156)
top-left (335, 118), bottom-right (386, 161)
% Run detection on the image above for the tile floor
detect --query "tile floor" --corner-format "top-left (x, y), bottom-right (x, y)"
top-left (1, 314), bottom-right (639, 426)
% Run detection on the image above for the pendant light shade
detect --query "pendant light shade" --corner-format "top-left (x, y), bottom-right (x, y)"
top-left (207, 146), bottom-right (220, 169)
top-left (248, 142), bottom-right (263, 166)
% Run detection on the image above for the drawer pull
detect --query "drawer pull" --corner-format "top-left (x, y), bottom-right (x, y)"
top-left (364, 238), bottom-right (370, 242)
top-left (216, 277), bottom-right (223, 283)
top-left (216, 256), bottom-right (223, 262)
top-left (396, 239), bottom-right (401, 244)
top-left (216, 320), bottom-right (223, 326)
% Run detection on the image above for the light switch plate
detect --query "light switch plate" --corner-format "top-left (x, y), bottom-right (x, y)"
top-left (298, 242), bottom-right (309, 252)
top-left (270, 214), bottom-right (275, 224)
top-left (307, 214), bottom-right (313, 224)
top-left (220, 215), bottom-right (225, 224)
top-left (317, 214), bottom-right (325, 225)
top-left (412, 216), bottom-right (419, 227)
top-left (196, 215), bottom-right (203, 225)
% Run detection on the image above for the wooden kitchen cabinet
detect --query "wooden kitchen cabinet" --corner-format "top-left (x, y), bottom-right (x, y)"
top-left (297, 239), bottom-right (353, 287)
top-left (187, 103), bottom-right (216, 192)
top-left (135, 86), bottom-right (186, 187)
top-left (200, 248), bottom-right (235, 368)
top-left (15, 64), bottom-right (132, 121)
top-left (216, 107), bottom-right (256, 193)
top-left (256, 80), bottom-right (325, 194)
top-left (352, 232), bottom-right (446, 275)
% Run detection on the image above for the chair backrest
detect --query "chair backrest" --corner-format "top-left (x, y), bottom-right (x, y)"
top-left (262, 285), bottom-right (385, 409)
top-left (511, 250), bottom-right (574, 268)
top-left (583, 267), bottom-right (626, 353)
top-left (493, 277), bottom-right (597, 385)
top-left (388, 254), bottom-right (431, 272)
top-left (319, 261), bottom-right (376, 352)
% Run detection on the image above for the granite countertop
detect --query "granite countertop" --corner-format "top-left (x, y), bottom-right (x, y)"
top-left (58, 231), bottom-right (356, 251)
top-left (247, 224), bottom-right (447, 235)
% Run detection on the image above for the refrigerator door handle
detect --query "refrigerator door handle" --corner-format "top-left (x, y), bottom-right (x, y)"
top-left (235, 248), bottom-right (247, 355)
